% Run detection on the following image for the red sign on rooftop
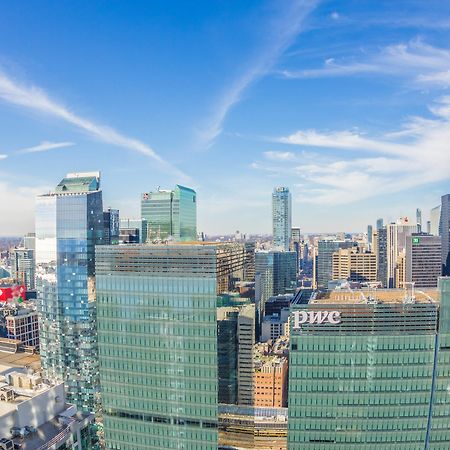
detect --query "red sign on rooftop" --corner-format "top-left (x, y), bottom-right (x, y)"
top-left (0, 285), bottom-right (26, 302)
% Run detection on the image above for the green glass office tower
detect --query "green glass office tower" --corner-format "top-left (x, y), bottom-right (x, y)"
top-left (96, 243), bottom-right (244, 449)
top-left (35, 172), bottom-right (103, 411)
top-left (288, 280), bottom-right (450, 449)
top-left (141, 185), bottom-right (196, 242)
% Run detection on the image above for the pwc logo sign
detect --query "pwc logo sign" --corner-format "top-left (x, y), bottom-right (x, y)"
top-left (292, 310), bottom-right (341, 329)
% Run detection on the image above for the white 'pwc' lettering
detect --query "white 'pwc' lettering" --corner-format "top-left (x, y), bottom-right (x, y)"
top-left (292, 310), bottom-right (341, 329)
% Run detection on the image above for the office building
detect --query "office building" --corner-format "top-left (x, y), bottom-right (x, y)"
top-left (288, 281), bottom-right (450, 448)
top-left (406, 234), bottom-right (442, 288)
top-left (96, 243), bottom-right (244, 449)
top-left (367, 225), bottom-right (373, 246)
top-left (416, 208), bottom-right (422, 232)
top-left (1, 305), bottom-right (39, 348)
top-left (261, 308), bottom-right (290, 342)
top-left (141, 185), bottom-right (197, 242)
top-left (272, 187), bottom-right (292, 251)
top-left (376, 218), bottom-right (384, 230)
top-left (35, 172), bottom-right (103, 411)
top-left (0, 347), bottom-right (94, 449)
top-left (237, 304), bottom-right (255, 406)
top-left (254, 355), bottom-right (288, 408)
top-left (332, 248), bottom-right (377, 283)
top-left (430, 205), bottom-right (441, 236)
top-left (119, 218), bottom-right (148, 244)
top-left (255, 251), bottom-right (296, 324)
top-left (291, 227), bottom-right (301, 273)
top-left (9, 247), bottom-right (35, 291)
top-left (441, 194), bottom-right (450, 275)
top-left (316, 241), bottom-right (354, 288)
top-left (386, 219), bottom-right (416, 288)
top-left (377, 227), bottom-right (388, 287)
top-left (103, 208), bottom-right (119, 244)
top-left (243, 242), bottom-right (256, 282)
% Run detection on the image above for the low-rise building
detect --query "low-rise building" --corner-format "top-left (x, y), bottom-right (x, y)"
top-left (0, 344), bottom-right (95, 449)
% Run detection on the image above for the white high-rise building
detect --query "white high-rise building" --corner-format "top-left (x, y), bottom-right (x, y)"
top-left (430, 205), bottom-right (441, 236)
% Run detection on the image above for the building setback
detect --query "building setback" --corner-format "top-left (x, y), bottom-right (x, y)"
top-left (288, 280), bottom-right (450, 449)
top-left (96, 243), bottom-right (244, 449)
top-left (406, 234), bottom-right (442, 288)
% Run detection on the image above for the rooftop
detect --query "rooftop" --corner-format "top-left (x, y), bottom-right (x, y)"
top-left (313, 288), bottom-right (439, 305)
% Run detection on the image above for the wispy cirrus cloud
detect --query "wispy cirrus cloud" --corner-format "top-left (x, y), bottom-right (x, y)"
top-left (252, 96), bottom-right (450, 204)
top-left (16, 141), bottom-right (75, 154)
top-left (0, 70), bottom-right (190, 181)
top-left (280, 39), bottom-right (450, 87)
top-left (196, 0), bottom-right (319, 148)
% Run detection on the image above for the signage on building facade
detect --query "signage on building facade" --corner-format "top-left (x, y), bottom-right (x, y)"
top-left (292, 310), bottom-right (341, 329)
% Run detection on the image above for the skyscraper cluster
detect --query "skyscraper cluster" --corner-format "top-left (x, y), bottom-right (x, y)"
top-left (1, 173), bottom-right (450, 449)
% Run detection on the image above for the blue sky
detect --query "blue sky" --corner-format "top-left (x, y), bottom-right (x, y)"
top-left (1, 0), bottom-right (450, 235)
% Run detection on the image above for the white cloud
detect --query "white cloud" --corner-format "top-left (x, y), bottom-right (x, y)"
top-left (280, 39), bottom-right (450, 87)
top-left (196, 0), bottom-right (318, 148)
top-left (0, 154), bottom-right (7, 160)
top-left (264, 150), bottom-right (296, 161)
top-left (253, 96), bottom-right (450, 205)
top-left (16, 141), bottom-right (75, 154)
top-left (0, 70), bottom-right (190, 181)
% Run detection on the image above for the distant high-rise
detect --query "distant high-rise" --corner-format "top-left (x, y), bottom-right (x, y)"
top-left (272, 187), bottom-right (292, 251)
top-left (35, 172), bottom-right (103, 411)
top-left (367, 225), bottom-right (373, 246)
top-left (430, 205), bottom-right (441, 236)
top-left (440, 194), bottom-right (450, 275)
top-left (376, 218), bottom-right (384, 230)
top-left (406, 234), bottom-right (442, 288)
top-left (377, 227), bottom-right (388, 287)
top-left (416, 208), bottom-right (422, 232)
top-left (141, 185), bottom-right (197, 242)
top-left (103, 208), bottom-right (119, 244)
top-left (96, 243), bottom-right (245, 449)
top-left (316, 240), bottom-right (354, 288)
top-left (10, 247), bottom-right (35, 290)
top-left (386, 219), bottom-right (416, 288)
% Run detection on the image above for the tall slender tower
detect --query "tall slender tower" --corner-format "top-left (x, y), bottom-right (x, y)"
top-left (440, 194), bottom-right (450, 275)
top-left (35, 172), bottom-right (103, 411)
top-left (272, 187), bottom-right (292, 251)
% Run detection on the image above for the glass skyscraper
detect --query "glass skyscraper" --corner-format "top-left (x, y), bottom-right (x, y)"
top-left (316, 240), bottom-right (354, 288)
top-left (272, 187), bottom-right (292, 251)
top-left (35, 172), bottom-right (103, 411)
top-left (141, 185), bottom-right (197, 242)
top-left (288, 280), bottom-right (450, 449)
top-left (440, 194), bottom-right (450, 275)
top-left (96, 243), bottom-right (245, 449)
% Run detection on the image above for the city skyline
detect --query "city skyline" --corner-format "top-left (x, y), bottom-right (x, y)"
top-left (1, 1), bottom-right (450, 235)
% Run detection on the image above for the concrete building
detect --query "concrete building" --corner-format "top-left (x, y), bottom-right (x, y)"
top-left (261, 308), bottom-right (290, 343)
top-left (272, 187), bottom-right (292, 251)
top-left (254, 355), bottom-right (288, 408)
top-left (9, 247), bottom-right (35, 291)
top-left (377, 226), bottom-right (388, 287)
top-left (332, 248), bottom-right (377, 283)
top-left (0, 345), bottom-right (94, 449)
top-left (141, 185), bottom-right (197, 242)
top-left (119, 218), bottom-right (147, 244)
top-left (35, 172), bottom-right (103, 411)
top-left (406, 234), bottom-right (442, 288)
top-left (2, 305), bottom-right (39, 348)
top-left (96, 242), bottom-right (245, 449)
top-left (237, 304), bottom-right (255, 407)
top-left (386, 219), bottom-right (417, 287)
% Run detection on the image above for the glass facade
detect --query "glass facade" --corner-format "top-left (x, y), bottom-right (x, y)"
top-left (35, 173), bottom-right (103, 412)
top-left (141, 185), bottom-right (197, 242)
top-left (288, 280), bottom-right (450, 449)
top-left (96, 244), bottom-right (244, 449)
top-left (272, 187), bottom-right (292, 251)
top-left (317, 241), bottom-right (354, 288)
